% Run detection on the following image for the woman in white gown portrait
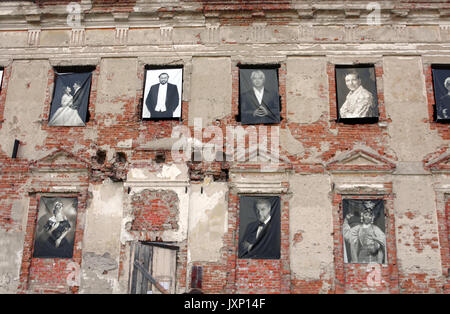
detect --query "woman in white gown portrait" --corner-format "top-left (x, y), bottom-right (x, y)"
top-left (49, 82), bottom-right (85, 126)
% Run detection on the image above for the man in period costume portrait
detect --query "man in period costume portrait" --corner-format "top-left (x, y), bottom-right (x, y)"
top-left (339, 71), bottom-right (378, 119)
top-left (145, 72), bottom-right (180, 118)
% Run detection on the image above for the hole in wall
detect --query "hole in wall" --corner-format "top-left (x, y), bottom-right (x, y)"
top-left (96, 150), bottom-right (106, 164)
top-left (155, 152), bottom-right (166, 163)
top-left (116, 152), bottom-right (127, 163)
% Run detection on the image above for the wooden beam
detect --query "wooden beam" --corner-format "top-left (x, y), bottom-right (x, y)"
top-left (134, 260), bottom-right (169, 294)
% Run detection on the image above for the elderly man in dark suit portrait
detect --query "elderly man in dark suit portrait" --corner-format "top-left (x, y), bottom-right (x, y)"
top-left (239, 197), bottom-right (280, 259)
top-left (145, 72), bottom-right (180, 118)
top-left (240, 69), bottom-right (280, 124)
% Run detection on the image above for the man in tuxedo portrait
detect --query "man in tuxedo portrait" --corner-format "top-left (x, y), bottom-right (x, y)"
top-left (239, 197), bottom-right (280, 259)
top-left (145, 72), bottom-right (180, 118)
top-left (240, 69), bottom-right (280, 124)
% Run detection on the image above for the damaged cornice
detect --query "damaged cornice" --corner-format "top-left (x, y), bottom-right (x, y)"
top-left (0, 1), bottom-right (449, 30)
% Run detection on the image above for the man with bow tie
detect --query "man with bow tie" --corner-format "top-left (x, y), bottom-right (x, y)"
top-left (239, 198), bottom-right (280, 259)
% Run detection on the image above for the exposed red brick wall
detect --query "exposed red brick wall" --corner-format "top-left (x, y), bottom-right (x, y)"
top-left (399, 273), bottom-right (445, 294)
top-left (191, 263), bottom-right (228, 293)
top-left (28, 259), bottom-right (77, 294)
top-left (131, 189), bottom-right (179, 232)
top-left (291, 275), bottom-right (333, 294)
top-left (235, 260), bottom-right (282, 293)
top-left (0, 157), bottom-right (28, 232)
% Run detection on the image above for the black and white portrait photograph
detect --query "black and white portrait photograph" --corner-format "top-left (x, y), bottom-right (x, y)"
top-left (239, 68), bottom-right (281, 125)
top-left (48, 72), bottom-right (92, 126)
top-left (336, 66), bottom-right (379, 120)
top-left (342, 199), bottom-right (387, 264)
top-left (142, 68), bottom-right (182, 119)
top-left (431, 67), bottom-right (450, 121)
top-left (238, 196), bottom-right (280, 259)
top-left (33, 197), bottom-right (78, 259)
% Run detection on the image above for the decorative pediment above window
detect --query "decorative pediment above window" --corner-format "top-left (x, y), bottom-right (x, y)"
top-left (326, 148), bottom-right (396, 174)
top-left (229, 170), bottom-right (289, 194)
top-left (229, 148), bottom-right (290, 194)
top-left (232, 146), bottom-right (292, 173)
top-left (425, 152), bottom-right (450, 174)
top-left (29, 148), bottom-right (90, 173)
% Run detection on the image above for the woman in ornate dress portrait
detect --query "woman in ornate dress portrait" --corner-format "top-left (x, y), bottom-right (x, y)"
top-left (33, 200), bottom-right (73, 258)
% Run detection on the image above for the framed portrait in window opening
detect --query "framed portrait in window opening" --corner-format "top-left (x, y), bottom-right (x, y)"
top-left (336, 65), bottom-right (379, 123)
top-left (239, 67), bottom-right (281, 125)
top-left (342, 199), bottom-right (387, 264)
top-left (431, 66), bottom-right (450, 122)
top-left (33, 196), bottom-right (78, 259)
top-left (142, 67), bottom-right (182, 120)
top-left (238, 196), bottom-right (280, 259)
top-left (48, 69), bottom-right (92, 126)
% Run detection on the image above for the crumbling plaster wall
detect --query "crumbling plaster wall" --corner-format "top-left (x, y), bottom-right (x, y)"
top-left (394, 175), bottom-right (445, 292)
top-left (80, 180), bottom-right (124, 294)
top-left (188, 181), bottom-right (228, 263)
top-left (383, 56), bottom-right (444, 163)
top-left (382, 56), bottom-right (448, 291)
top-left (188, 57), bottom-right (232, 127)
top-left (0, 60), bottom-right (50, 159)
top-left (289, 174), bottom-right (334, 293)
top-left (0, 198), bottom-right (28, 293)
top-left (286, 56), bottom-right (328, 125)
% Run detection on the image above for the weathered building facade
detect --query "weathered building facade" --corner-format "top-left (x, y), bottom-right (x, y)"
top-left (0, 0), bottom-right (448, 294)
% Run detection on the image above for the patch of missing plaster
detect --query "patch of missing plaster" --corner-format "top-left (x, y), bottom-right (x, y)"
top-left (157, 164), bottom-right (182, 180)
top-left (131, 189), bottom-right (180, 231)
top-left (80, 252), bottom-right (119, 294)
top-left (293, 230), bottom-right (303, 245)
top-left (280, 128), bottom-right (305, 156)
top-left (188, 184), bottom-right (228, 262)
top-left (95, 150), bottom-right (106, 164)
top-left (83, 252), bottom-right (118, 273)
